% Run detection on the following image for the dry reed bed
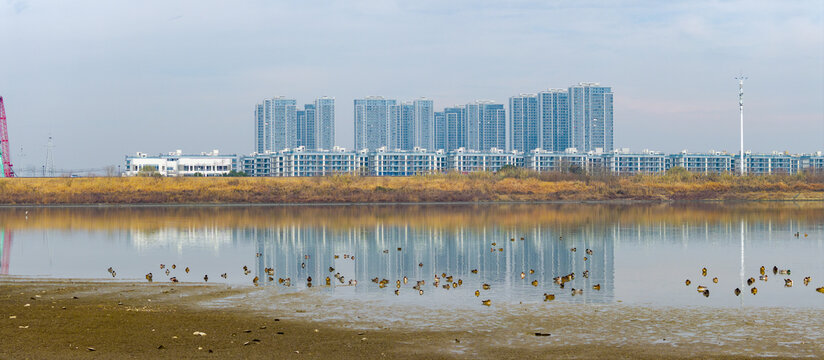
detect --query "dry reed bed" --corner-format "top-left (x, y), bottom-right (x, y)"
top-left (0, 174), bottom-right (822, 205)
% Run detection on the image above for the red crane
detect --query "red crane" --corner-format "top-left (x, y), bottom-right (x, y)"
top-left (0, 96), bottom-right (14, 178)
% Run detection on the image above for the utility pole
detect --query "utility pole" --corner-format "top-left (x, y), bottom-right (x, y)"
top-left (736, 76), bottom-right (747, 176)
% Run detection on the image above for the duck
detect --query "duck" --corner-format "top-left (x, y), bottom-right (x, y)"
top-left (803, 277), bottom-right (811, 286)
top-left (396, 280), bottom-right (401, 287)
top-left (475, 290), bottom-right (480, 297)
top-left (759, 275), bottom-right (768, 281)
top-left (816, 287), bottom-right (824, 294)
top-left (779, 269), bottom-right (791, 275)
top-left (583, 257), bottom-right (588, 261)
top-left (481, 299), bottom-right (492, 306)
top-left (165, 269), bottom-right (170, 276)
top-left (382, 250), bottom-right (389, 254)
top-left (554, 276), bottom-right (562, 284)
top-left (172, 264), bottom-right (176, 270)
top-left (307, 276), bottom-right (313, 283)
top-left (204, 275), bottom-right (208, 282)
top-left (751, 287), bottom-right (758, 295)
top-left (701, 267), bottom-right (707, 277)
top-left (531, 280), bottom-right (539, 287)
top-left (442, 284), bottom-right (450, 290)
top-left (329, 267), bottom-right (335, 273)
top-left (491, 242), bottom-right (497, 246)
top-left (267, 268), bottom-right (275, 276)
top-left (529, 269), bottom-right (535, 275)
top-left (371, 277), bottom-right (380, 284)
top-left (334, 255), bottom-right (339, 259)
top-left (685, 279), bottom-right (691, 286)
top-left (734, 288), bottom-right (741, 296)
top-left (571, 288), bottom-right (583, 295)
top-left (253, 276), bottom-right (259, 285)
top-left (696, 285), bottom-right (707, 292)
top-left (170, 277), bottom-right (179, 283)
top-left (784, 279), bottom-right (793, 287)
top-left (325, 277), bottom-right (331, 286)
top-left (397, 247), bottom-right (402, 251)
top-left (543, 293), bottom-right (555, 301)
top-left (570, 247), bottom-right (577, 252)
top-left (712, 277), bottom-right (718, 284)
top-left (510, 238), bottom-right (515, 242)
top-left (145, 273), bottom-right (153, 282)
top-left (446, 276), bottom-right (453, 283)
top-left (482, 283), bottom-right (491, 290)
top-left (160, 264), bottom-right (165, 270)
top-left (418, 263), bottom-right (423, 267)
top-left (419, 289), bottom-right (424, 296)
top-left (471, 269), bottom-right (478, 274)
top-left (772, 266), bottom-right (778, 275)
top-left (592, 284), bottom-right (601, 291)
top-left (394, 289), bottom-right (399, 296)
top-left (583, 270), bottom-right (590, 278)
top-left (520, 237), bottom-right (525, 241)
top-left (452, 282), bottom-right (458, 288)
top-left (403, 276), bottom-right (408, 285)
top-left (220, 273), bottom-right (227, 279)
top-left (498, 248), bottom-right (504, 252)
top-left (760, 266), bottom-right (766, 275)
top-left (457, 279), bottom-right (463, 286)
top-left (301, 262), bottom-right (306, 269)
top-left (702, 289), bottom-right (710, 297)
top-left (268, 276), bottom-right (274, 282)
top-left (586, 249), bottom-right (593, 255)
top-left (747, 277), bottom-right (755, 286)
top-left (185, 267), bottom-right (190, 274)
top-left (520, 272), bottom-right (526, 279)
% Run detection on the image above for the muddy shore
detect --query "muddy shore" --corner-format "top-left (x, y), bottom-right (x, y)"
top-left (1, 279), bottom-right (822, 359)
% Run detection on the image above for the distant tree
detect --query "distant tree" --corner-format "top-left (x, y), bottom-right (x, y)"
top-left (223, 170), bottom-right (248, 177)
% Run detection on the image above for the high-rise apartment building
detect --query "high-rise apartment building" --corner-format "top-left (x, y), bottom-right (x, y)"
top-left (354, 96), bottom-right (397, 150)
top-left (509, 94), bottom-right (540, 152)
top-left (569, 83), bottom-right (613, 152)
top-left (433, 111), bottom-right (446, 151)
top-left (538, 89), bottom-right (570, 152)
top-left (390, 102), bottom-right (415, 150)
top-left (413, 98), bottom-right (434, 150)
top-left (466, 101), bottom-right (506, 151)
top-left (254, 97), bottom-right (297, 152)
top-left (296, 104), bottom-right (316, 149)
top-left (443, 106), bottom-right (467, 151)
top-left (314, 96), bottom-right (335, 150)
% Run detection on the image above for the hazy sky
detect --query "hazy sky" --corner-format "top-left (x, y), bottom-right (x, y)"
top-left (1, 0), bottom-right (822, 172)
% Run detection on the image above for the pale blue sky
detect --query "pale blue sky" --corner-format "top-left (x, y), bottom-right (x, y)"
top-left (1, 0), bottom-right (822, 172)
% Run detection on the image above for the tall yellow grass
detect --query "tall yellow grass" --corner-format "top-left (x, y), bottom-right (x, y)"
top-left (0, 171), bottom-right (822, 205)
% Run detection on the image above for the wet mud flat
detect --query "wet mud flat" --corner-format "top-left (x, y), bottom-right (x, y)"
top-left (1, 279), bottom-right (822, 359)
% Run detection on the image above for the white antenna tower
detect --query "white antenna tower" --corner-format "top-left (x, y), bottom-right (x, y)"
top-left (736, 75), bottom-right (747, 176)
top-left (45, 136), bottom-right (55, 177)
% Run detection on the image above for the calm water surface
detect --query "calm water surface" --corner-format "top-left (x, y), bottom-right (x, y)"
top-left (1, 204), bottom-right (822, 308)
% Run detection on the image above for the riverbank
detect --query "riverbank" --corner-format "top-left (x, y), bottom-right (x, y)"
top-left (1, 279), bottom-right (822, 359)
top-left (1, 172), bottom-right (823, 204)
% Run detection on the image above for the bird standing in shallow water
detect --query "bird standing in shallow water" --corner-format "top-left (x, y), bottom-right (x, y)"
top-left (203, 275), bottom-right (208, 282)
top-left (146, 273), bottom-right (153, 282)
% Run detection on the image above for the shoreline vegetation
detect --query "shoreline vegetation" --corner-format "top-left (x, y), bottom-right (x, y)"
top-left (1, 167), bottom-right (823, 204)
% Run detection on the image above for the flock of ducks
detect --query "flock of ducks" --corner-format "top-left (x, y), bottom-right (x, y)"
top-left (686, 264), bottom-right (824, 297)
top-left (108, 236), bottom-right (603, 307)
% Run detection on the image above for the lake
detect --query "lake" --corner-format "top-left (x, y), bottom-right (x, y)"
top-left (1, 203), bottom-right (822, 308)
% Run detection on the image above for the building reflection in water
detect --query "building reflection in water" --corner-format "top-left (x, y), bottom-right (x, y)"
top-left (249, 221), bottom-right (617, 304)
top-left (0, 229), bottom-right (11, 275)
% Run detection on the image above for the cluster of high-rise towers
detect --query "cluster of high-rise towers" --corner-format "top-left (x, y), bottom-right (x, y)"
top-left (255, 82), bottom-right (613, 154)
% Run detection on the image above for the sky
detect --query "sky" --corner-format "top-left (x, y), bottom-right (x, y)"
top-left (0, 0), bottom-right (822, 173)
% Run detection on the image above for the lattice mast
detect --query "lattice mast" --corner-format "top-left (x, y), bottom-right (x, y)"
top-left (0, 96), bottom-right (15, 178)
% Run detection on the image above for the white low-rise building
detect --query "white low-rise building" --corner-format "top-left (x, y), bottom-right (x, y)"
top-left (124, 150), bottom-right (237, 177)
